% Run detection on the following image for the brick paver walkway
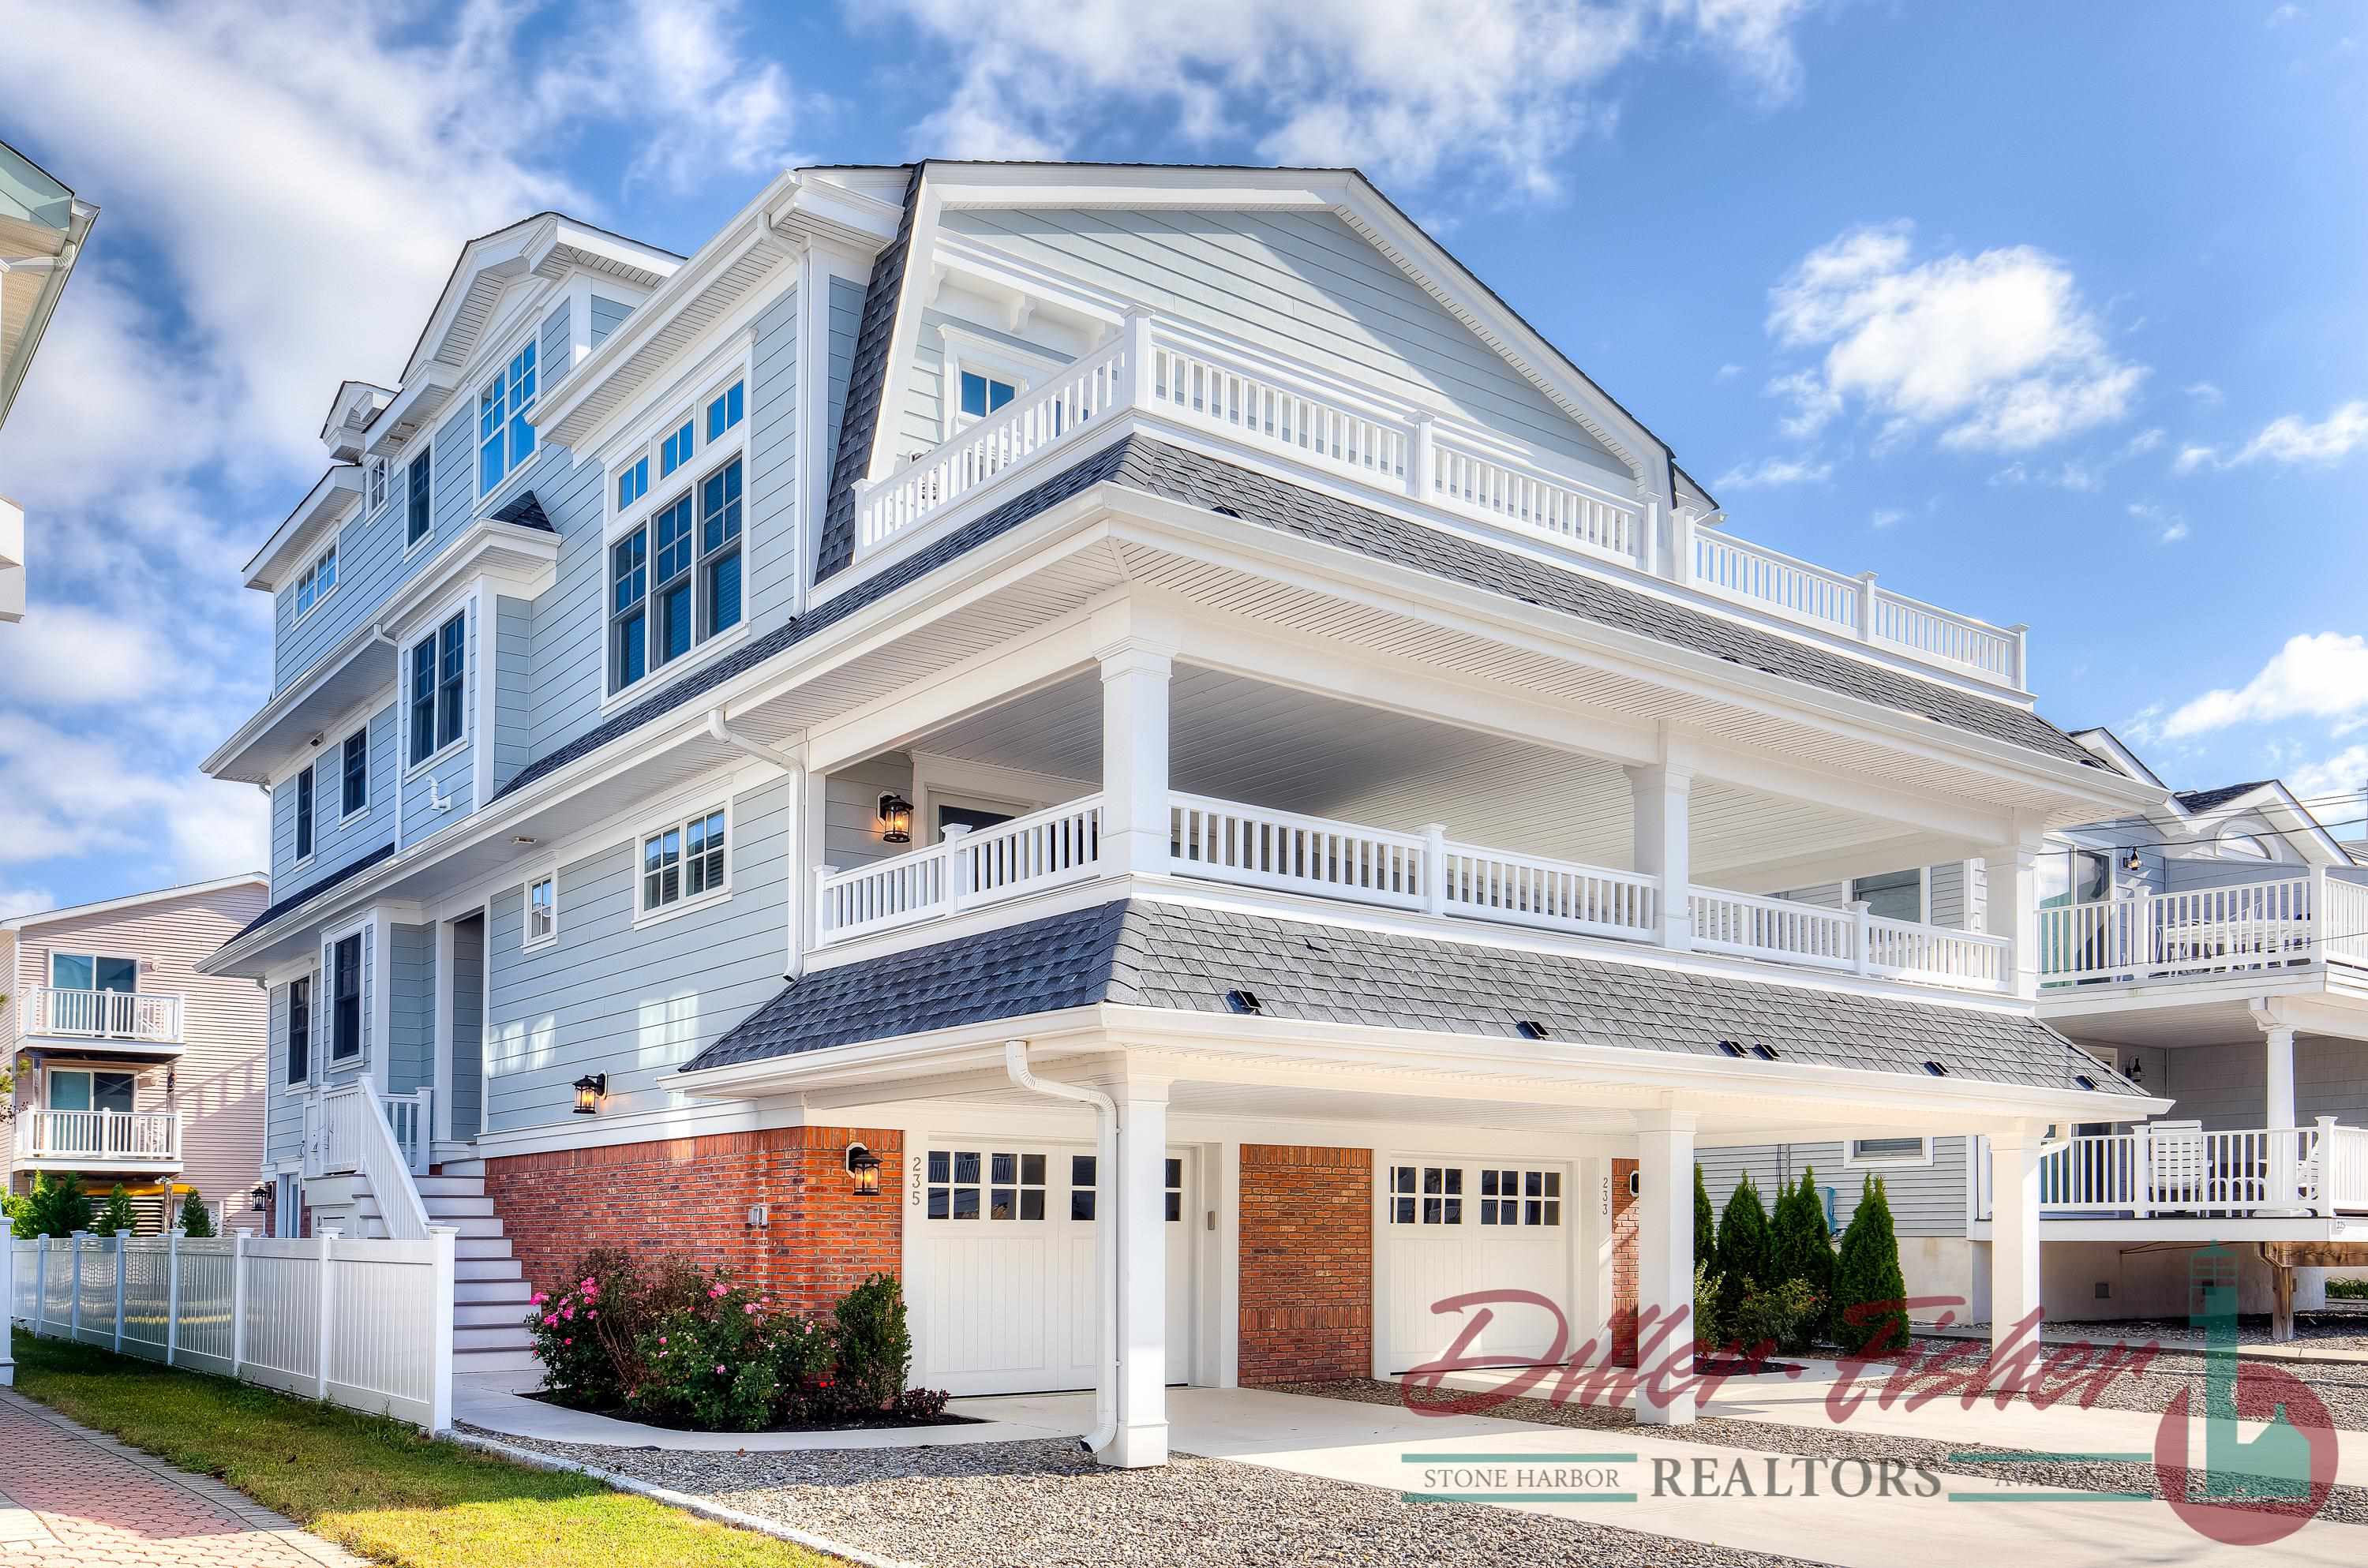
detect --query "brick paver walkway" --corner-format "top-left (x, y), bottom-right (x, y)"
top-left (0, 1390), bottom-right (363, 1568)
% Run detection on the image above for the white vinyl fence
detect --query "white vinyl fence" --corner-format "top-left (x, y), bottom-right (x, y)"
top-left (3, 1217), bottom-right (455, 1430)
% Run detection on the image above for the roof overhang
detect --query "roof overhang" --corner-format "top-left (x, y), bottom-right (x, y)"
top-left (244, 466), bottom-right (363, 589)
top-left (203, 619), bottom-right (396, 784)
top-left (363, 361), bottom-right (460, 459)
top-left (397, 213), bottom-right (680, 391)
top-left (317, 380), bottom-right (394, 462)
top-left (0, 136), bottom-right (98, 433)
top-left (0, 872), bottom-right (265, 933)
top-left (376, 516), bottom-right (562, 642)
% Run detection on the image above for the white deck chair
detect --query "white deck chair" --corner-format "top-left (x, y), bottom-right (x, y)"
top-left (2146, 1119), bottom-right (2207, 1210)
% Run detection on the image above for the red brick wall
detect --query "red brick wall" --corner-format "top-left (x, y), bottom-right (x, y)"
top-left (1238, 1143), bottom-right (1372, 1383)
top-left (482, 1125), bottom-right (903, 1317)
top-left (1610, 1158), bottom-right (1639, 1366)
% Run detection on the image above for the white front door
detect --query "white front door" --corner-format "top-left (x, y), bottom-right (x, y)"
top-left (1378, 1157), bottom-right (1575, 1374)
top-left (909, 1140), bottom-right (1196, 1396)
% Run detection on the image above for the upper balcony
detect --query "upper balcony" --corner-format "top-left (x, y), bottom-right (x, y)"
top-left (11, 1109), bottom-right (182, 1174)
top-left (24, 987), bottom-right (185, 1046)
top-left (845, 309), bottom-right (2029, 697)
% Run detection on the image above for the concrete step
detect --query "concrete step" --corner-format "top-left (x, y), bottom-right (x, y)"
top-left (457, 1300), bottom-right (536, 1328)
top-left (422, 1195), bottom-right (496, 1219)
top-left (456, 1323), bottom-right (535, 1353)
top-left (455, 1276), bottom-right (533, 1303)
top-left (414, 1175), bottom-right (487, 1198)
top-left (455, 1256), bottom-right (522, 1282)
top-left (436, 1215), bottom-right (507, 1239)
top-left (437, 1159), bottom-right (489, 1177)
top-left (455, 1237), bottom-right (515, 1261)
top-left (454, 1363), bottom-right (545, 1394)
top-left (454, 1338), bottom-right (538, 1368)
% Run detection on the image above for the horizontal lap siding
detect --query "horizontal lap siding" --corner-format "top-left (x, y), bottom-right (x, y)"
top-left (483, 776), bottom-right (792, 1131)
top-left (826, 277), bottom-right (862, 466)
top-left (399, 602), bottom-right (477, 847)
top-left (590, 295), bottom-right (632, 349)
top-left (746, 286), bottom-right (800, 630)
top-left (387, 922), bottom-right (434, 1097)
top-left (493, 596), bottom-right (532, 792)
top-left (273, 704), bottom-right (396, 894)
top-left (538, 303), bottom-right (571, 386)
top-left (941, 207), bottom-right (1626, 481)
top-left (2164, 1036), bottom-right (2368, 1129)
top-left (519, 443), bottom-right (608, 764)
top-left (824, 754), bottom-right (912, 870)
top-left (266, 981), bottom-right (301, 1165)
top-left (451, 917), bottom-right (484, 1140)
top-left (1699, 1138), bottom-right (1969, 1239)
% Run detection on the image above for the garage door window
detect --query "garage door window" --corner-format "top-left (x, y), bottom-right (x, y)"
top-left (1060, 1155), bottom-right (1182, 1221)
top-left (926, 1150), bottom-right (1046, 1220)
top-left (1389, 1165), bottom-right (1463, 1225)
top-left (1480, 1168), bottom-right (1562, 1226)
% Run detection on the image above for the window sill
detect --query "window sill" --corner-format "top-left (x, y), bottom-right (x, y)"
top-left (631, 886), bottom-right (731, 931)
top-left (334, 807), bottom-right (369, 830)
top-left (598, 619), bottom-right (753, 716)
top-left (290, 584), bottom-right (339, 630)
top-left (403, 530), bottom-right (435, 561)
top-left (522, 933), bottom-right (558, 954)
top-left (404, 737), bottom-right (468, 782)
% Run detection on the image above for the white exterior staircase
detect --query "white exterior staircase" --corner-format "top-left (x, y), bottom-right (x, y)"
top-left (422, 1161), bottom-right (542, 1391)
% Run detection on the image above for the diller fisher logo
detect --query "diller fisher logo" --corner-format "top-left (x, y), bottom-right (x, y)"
top-left (1395, 1250), bottom-right (2336, 1543)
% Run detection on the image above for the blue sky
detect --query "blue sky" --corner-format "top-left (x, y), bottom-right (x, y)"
top-left (2, 0), bottom-right (2364, 915)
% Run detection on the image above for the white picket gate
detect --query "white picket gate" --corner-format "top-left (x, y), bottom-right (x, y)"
top-left (2, 1216), bottom-right (455, 1430)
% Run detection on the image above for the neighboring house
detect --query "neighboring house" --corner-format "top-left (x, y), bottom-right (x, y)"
top-left (199, 163), bottom-right (2171, 1455)
top-left (4, 876), bottom-right (270, 1231)
top-left (0, 137), bottom-right (99, 623)
top-left (1709, 730), bottom-right (2368, 1327)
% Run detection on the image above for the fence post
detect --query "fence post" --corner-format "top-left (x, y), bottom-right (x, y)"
top-left (1850, 900), bottom-right (1874, 976)
top-left (69, 1232), bottom-right (84, 1339)
top-left (428, 1225), bottom-right (458, 1432)
top-left (230, 1229), bottom-right (250, 1380)
top-left (316, 1226), bottom-right (339, 1401)
top-left (111, 1235), bottom-right (126, 1353)
top-left (0, 1215), bottom-right (13, 1387)
top-left (165, 1228), bottom-right (182, 1367)
top-left (1420, 825), bottom-right (1448, 918)
top-left (32, 1236), bottom-right (46, 1344)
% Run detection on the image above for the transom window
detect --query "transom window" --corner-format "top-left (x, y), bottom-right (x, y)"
top-left (659, 417), bottom-right (694, 478)
top-left (329, 933), bottom-right (362, 1060)
top-left (294, 544), bottom-right (336, 619)
top-left (609, 456), bottom-right (743, 694)
top-left (1057, 1155), bottom-right (1183, 1222)
top-left (287, 975), bottom-right (311, 1085)
top-left (478, 340), bottom-right (538, 494)
top-left (1389, 1165), bottom-right (1464, 1225)
top-left (294, 766), bottom-right (315, 862)
top-left (927, 1150), bottom-right (1047, 1220)
top-left (340, 728), bottom-right (368, 818)
top-left (409, 613), bottom-right (465, 761)
top-left (525, 872), bottom-right (556, 948)
top-left (406, 451), bottom-right (433, 547)
top-left (617, 456), bottom-right (648, 511)
top-left (1478, 1168), bottom-right (1562, 1227)
top-left (958, 371), bottom-right (1017, 423)
top-left (706, 380), bottom-right (744, 440)
top-left (51, 953), bottom-right (137, 993)
top-left (640, 807), bottom-right (726, 915)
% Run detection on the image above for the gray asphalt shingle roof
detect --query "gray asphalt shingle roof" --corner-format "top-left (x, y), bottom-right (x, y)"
top-left (224, 842), bottom-right (396, 946)
top-left (2175, 780), bottom-right (2276, 814)
top-left (684, 897), bottom-right (2136, 1098)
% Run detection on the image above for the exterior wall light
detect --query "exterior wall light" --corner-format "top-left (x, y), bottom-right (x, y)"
top-left (845, 1142), bottom-right (882, 1196)
top-left (572, 1072), bottom-right (607, 1114)
top-left (249, 1181), bottom-right (272, 1209)
top-left (879, 793), bottom-right (914, 844)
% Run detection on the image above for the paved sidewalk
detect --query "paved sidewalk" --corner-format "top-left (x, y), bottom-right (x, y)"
top-left (0, 1390), bottom-right (364, 1568)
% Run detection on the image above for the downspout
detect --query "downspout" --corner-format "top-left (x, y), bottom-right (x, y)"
top-left (704, 709), bottom-right (808, 976)
top-left (1004, 1038), bottom-right (1118, 1457)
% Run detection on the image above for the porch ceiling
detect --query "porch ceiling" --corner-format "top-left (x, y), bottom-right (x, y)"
top-left (905, 664), bottom-right (1941, 882)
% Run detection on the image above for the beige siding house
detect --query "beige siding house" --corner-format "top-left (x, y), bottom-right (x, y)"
top-left (5, 874), bottom-right (268, 1231)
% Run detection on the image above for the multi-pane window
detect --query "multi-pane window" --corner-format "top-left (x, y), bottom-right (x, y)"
top-left (287, 975), bottom-right (311, 1085)
top-left (294, 544), bottom-right (336, 618)
top-left (407, 451), bottom-right (433, 547)
top-left (368, 457), bottom-right (388, 511)
top-left (1070, 1154), bottom-right (1097, 1220)
top-left (410, 612), bottom-right (465, 760)
top-left (706, 380), bottom-right (744, 440)
top-left (616, 456), bottom-right (648, 511)
top-left (1851, 868), bottom-right (1923, 922)
top-left (478, 340), bottom-right (538, 494)
top-left (1165, 1157), bottom-right (1184, 1222)
top-left (699, 458), bottom-right (742, 638)
top-left (1478, 1168), bottom-right (1562, 1227)
top-left (1389, 1165), bottom-right (1465, 1225)
top-left (609, 456), bottom-right (744, 694)
top-left (958, 371), bottom-right (1017, 423)
top-left (650, 493), bottom-right (695, 666)
top-left (525, 873), bottom-right (556, 948)
top-left (329, 934), bottom-right (362, 1060)
top-left (640, 807), bottom-right (725, 915)
top-left (609, 529), bottom-right (648, 690)
top-left (927, 1150), bottom-right (1046, 1220)
top-left (294, 766), bottom-right (314, 861)
top-left (659, 417), bottom-right (694, 478)
top-left (340, 728), bottom-right (368, 818)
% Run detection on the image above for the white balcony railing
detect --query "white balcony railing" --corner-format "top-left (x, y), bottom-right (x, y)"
top-left (32, 987), bottom-right (184, 1043)
top-left (13, 1109), bottom-right (182, 1167)
top-left (812, 788), bottom-right (2009, 994)
top-left (2036, 869), bottom-right (2368, 986)
top-left (301, 1080), bottom-right (433, 1238)
top-left (1973, 1118), bottom-right (2368, 1221)
top-left (850, 309), bottom-right (2028, 691)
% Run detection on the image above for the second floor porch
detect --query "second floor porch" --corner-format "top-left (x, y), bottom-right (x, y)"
top-left (18, 985), bottom-right (186, 1046)
top-left (11, 1107), bottom-right (184, 1174)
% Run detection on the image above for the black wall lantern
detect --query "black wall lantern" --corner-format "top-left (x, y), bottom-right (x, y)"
top-left (249, 1181), bottom-right (272, 1209)
top-left (879, 793), bottom-right (914, 844)
top-left (572, 1072), bottom-right (608, 1115)
top-left (845, 1142), bottom-right (882, 1196)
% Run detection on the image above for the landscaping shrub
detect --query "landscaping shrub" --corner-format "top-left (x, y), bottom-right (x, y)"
top-left (1692, 1259), bottom-right (1722, 1351)
top-left (832, 1272), bottom-right (913, 1413)
top-left (2328, 1277), bottom-right (2368, 1300)
top-left (526, 1248), bottom-right (658, 1410)
top-left (1694, 1164), bottom-right (1716, 1263)
top-left (13, 1173), bottom-right (92, 1237)
top-left (1770, 1167), bottom-right (1835, 1341)
top-left (1729, 1278), bottom-right (1824, 1357)
top-left (632, 1269), bottom-right (784, 1431)
top-left (1714, 1174), bottom-right (1772, 1328)
top-left (90, 1184), bottom-right (137, 1237)
top-left (1834, 1173), bottom-right (1909, 1355)
top-left (177, 1188), bottom-right (215, 1237)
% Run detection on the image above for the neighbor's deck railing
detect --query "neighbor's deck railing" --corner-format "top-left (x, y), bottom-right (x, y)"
top-left (849, 309), bottom-right (2024, 691)
top-left (811, 788), bottom-right (2008, 993)
top-left (13, 1108), bottom-right (182, 1168)
top-left (1972, 1119), bottom-right (2368, 1221)
top-left (2036, 868), bottom-right (2368, 985)
top-left (33, 986), bottom-right (184, 1042)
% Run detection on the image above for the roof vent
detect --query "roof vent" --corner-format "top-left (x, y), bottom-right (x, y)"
top-left (1923, 1059), bottom-right (1950, 1077)
top-left (1514, 1020), bottom-right (1549, 1040)
top-left (1750, 1042), bottom-right (1779, 1061)
top-left (1211, 504), bottom-right (1242, 518)
top-left (2074, 1073), bottom-right (2098, 1091)
top-left (1225, 989), bottom-right (1262, 1015)
top-left (1718, 1039), bottom-right (1748, 1057)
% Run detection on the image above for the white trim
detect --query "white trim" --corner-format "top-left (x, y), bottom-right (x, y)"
top-left (289, 537), bottom-right (342, 627)
top-left (400, 599), bottom-right (474, 780)
top-left (1843, 1136), bottom-right (1935, 1169)
top-left (934, 321), bottom-right (1063, 442)
top-left (598, 389), bottom-right (755, 713)
top-left (320, 914), bottom-right (372, 1072)
top-left (399, 447), bottom-right (438, 561)
top-left (630, 796), bottom-right (735, 928)
top-left (333, 722), bottom-right (373, 825)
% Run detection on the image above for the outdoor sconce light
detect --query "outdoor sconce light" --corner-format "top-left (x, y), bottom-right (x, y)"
top-left (879, 793), bottom-right (914, 844)
top-left (572, 1072), bottom-right (607, 1115)
top-left (2123, 848), bottom-right (2143, 874)
top-left (845, 1142), bottom-right (882, 1196)
top-left (249, 1182), bottom-right (272, 1209)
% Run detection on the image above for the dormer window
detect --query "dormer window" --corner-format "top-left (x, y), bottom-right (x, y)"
top-left (478, 340), bottom-right (538, 495)
top-left (958, 371), bottom-right (1017, 425)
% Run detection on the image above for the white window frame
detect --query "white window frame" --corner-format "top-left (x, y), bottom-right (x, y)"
top-left (367, 455), bottom-right (388, 511)
top-left (291, 537), bottom-right (339, 625)
top-left (43, 1063), bottom-right (140, 1115)
top-left (404, 604), bottom-right (470, 778)
top-left (1844, 1136), bottom-right (1935, 1169)
top-left (523, 867), bottom-right (559, 951)
top-left (335, 724), bottom-right (371, 825)
top-left (291, 764), bottom-right (316, 870)
top-left (632, 799), bottom-right (733, 926)
top-left (476, 334), bottom-right (539, 499)
top-left (935, 324), bottom-right (1062, 440)
top-left (322, 915), bottom-right (370, 1068)
top-left (402, 447), bottom-right (436, 557)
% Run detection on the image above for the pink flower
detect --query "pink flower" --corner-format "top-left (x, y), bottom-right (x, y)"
top-left (560, 1306), bottom-right (574, 1320)
top-left (564, 1338), bottom-right (573, 1346)
top-left (715, 1364), bottom-right (726, 1375)
top-left (743, 1303), bottom-right (758, 1315)
top-left (530, 1293), bottom-right (547, 1306)
top-left (543, 1315), bottom-right (558, 1328)
top-left (588, 1309), bottom-right (598, 1319)
top-left (708, 1284), bottom-right (727, 1299)
top-left (658, 1335), bottom-right (668, 1345)
top-left (581, 1277), bottom-right (597, 1292)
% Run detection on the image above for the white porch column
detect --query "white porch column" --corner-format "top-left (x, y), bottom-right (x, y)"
top-left (1986, 1126), bottom-right (2044, 1375)
top-left (1100, 643), bottom-right (1174, 879)
top-left (2251, 1004), bottom-right (2302, 1209)
top-left (1981, 836), bottom-right (2045, 999)
top-left (1632, 1109), bottom-right (1697, 1425)
top-left (2260, 1020), bottom-right (2299, 1132)
top-left (1626, 763), bottom-right (1693, 952)
top-left (1106, 1072), bottom-right (1171, 1467)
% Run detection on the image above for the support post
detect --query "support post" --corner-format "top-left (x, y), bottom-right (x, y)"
top-left (1982, 836), bottom-right (2045, 999)
top-left (1668, 505), bottom-right (1695, 586)
top-left (166, 1229), bottom-right (182, 1367)
top-left (1100, 642), bottom-right (1174, 880)
top-left (111, 1236), bottom-right (126, 1352)
top-left (2254, 1002), bottom-right (2301, 1211)
top-left (1406, 414), bottom-right (1435, 501)
top-left (1632, 1109), bottom-right (1698, 1425)
top-left (1626, 762), bottom-right (1693, 952)
top-left (1986, 1128), bottom-right (2044, 1379)
top-left (1103, 1071), bottom-right (1171, 1467)
top-left (316, 1226), bottom-right (339, 1401)
top-left (230, 1230), bottom-right (250, 1379)
top-left (785, 760), bottom-right (810, 977)
top-left (1849, 899), bottom-right (1873, 975)
top-left (69, 1231), bottom-right (84, 1340)
top-left (0, 1215), bottom-right (13, 1386)
top-left (945, 823), bottom-right (975, 907)
top-left (428, 1226), bottom-right (458, 1432)
top-left (1123, 305), bottom-right (1157, 410)
top-left (1421, 823), bottom-right (1448, 917)
top-left (1855, 572), bottom-right (1879, 642)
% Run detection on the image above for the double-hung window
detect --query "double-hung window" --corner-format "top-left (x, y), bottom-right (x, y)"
top-left (287, 975), bottom-right (311, 1085)
top-left (410, 612), bottom-right (466, 761)
top-left (609, 455), bottom-right (744, 694)
top-left (368, 456), bottom-right (388, 511)
top-left (525, 872), bottom-right (557, 949)
top-left (477, 341), bottom-right (537, 494)
top-left (329, 934), bottom-right (362, 1060)
top-left (294, 766), bottom-right (315, 861)
top-left (340, 729), bottom-right (368, 818)
top-left (639, 806), bottom-right (725, 916)
top-left (294, 544), bottom-right (336, 619)
top-left (406, 451), bottom-right (433, 548)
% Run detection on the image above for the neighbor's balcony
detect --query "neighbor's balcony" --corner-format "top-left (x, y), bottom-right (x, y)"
top-left (1973, 1119), bottom-right (2368, 1222)
top-left (849, 309), bottom-right (2029, 692)
top-left (30, 987), bottom-right (185, 1045)
top-left (814, 791), bottom-right (2013, 994)
top-left (2036, 869), bottom-right (2368, 989)
top-left (12, 1109), bottom-right (183, 1173)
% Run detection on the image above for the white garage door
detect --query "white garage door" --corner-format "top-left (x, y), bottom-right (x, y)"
top-left (909, 1141), bottom-right (1195, 1396)
top-left (1379, 1158), bottom-right (1574, 1375)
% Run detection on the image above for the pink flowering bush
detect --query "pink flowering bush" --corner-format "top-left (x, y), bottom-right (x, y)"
top-left (629, 1267), bottom-right (795, 1429)
top-left (523, 1248), bottom-right (656, 1409)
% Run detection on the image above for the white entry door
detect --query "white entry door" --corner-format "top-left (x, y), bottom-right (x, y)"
top-left (909, 1140), bottom-right (1195, 1396)
top-left (1378, 1157), bottom-right (1574, 1375)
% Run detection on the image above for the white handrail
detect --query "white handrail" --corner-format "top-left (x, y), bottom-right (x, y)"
top-left (1434, 836), bottom-right (1658, 940)
top-left (1864, 912), bottom-right (2012, 989)
top-left (13, 1109), bottom-right (182, 1164)
top-left (815, 795), bottom-right (1108, 945)
top-left (1688, 886), bottom-right (1857, 971)
top-left (1167, 792), bottom-right (1428, 909)
top-left (306, 1080), bottom-right (431, 1240)
top-left (34, 987), bottom-right (183, 1042)
top-left (2038, 876), bottom-right (2320, 982)
top-left (1428, 435), bottom-right (1639, 564)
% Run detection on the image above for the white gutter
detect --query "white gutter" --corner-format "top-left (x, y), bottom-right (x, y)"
top-left (1002, 1039), bottom-right (1118, 1457)
top-left (704, 709), bottom-right (809, 976)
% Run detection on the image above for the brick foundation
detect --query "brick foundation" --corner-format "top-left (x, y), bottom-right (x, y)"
top-left (1610, 1157), bottom-right (1639, 1366)
top-left (482, 1125), bottom-right (903, 1317)
top-left (1238, 1143), bottom-right (1372, 1383)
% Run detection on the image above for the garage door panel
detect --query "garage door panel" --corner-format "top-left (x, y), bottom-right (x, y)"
top-left (1381, 1158), bottom-right (1574, 1375)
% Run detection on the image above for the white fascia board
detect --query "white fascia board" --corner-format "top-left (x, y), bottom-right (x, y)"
top-left (0, 871), bottom-right (268, 933)
top-left (374, 520), bottom-right (560, 642)
top-left (530, 216), bottom-right (684, 283)
top-left (399, 219), bottom-right (544, 387)
top-left (362, 361), bottom-right (462, 459)
top-left (243, 466), bottom-right (365, 588)
top-left (203, 619), bottom-right (396, 783)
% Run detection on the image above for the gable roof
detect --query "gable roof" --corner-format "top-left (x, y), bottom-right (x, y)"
top-left (684, 897), bottom-right (2137, 1098)
top-left (2, 873), bottom-right (265, 934)
top-left (2173, 780), bottom-right (2276, 815)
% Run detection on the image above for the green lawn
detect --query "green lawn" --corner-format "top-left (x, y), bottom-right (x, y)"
top-left (9, 1331), bottom-right (841, 1568)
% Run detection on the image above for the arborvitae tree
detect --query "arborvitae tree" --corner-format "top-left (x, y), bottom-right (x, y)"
top-left (1694, 1163), bottom-right (1717, 1263)
top-left (1770, 1166), bottom-right (1838, 1345)
top-left (1713, 1173), bottom-right (1773, 1335)
top-left (1834, 1173), bottom-right (1909, 1355)
top-left (178, 1188), bottom-right (215, 1237)
top-left (21, 1172), bottom-right (92, 1237)
top-left (91, 1183), bottom-right (137, 1237)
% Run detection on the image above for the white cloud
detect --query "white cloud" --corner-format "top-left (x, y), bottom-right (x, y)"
top-left (1716, 362), bottom-right (1746, 381)
top-left (1714, 454), bottom-right (1833, 488)
top-left (1870, 507), bottom-right (1907, 528)
top-left (2173, 442), bottom-right (2217, 474)
top-left (0, 886), bottom-right (57, 922)
top-left (2124, 427), bottom-right (2167, 455)
top-left (2184, 380), bottom-right (2224, 406)
top-left (1762, 220), bottom-right (2145, 453)
top-left (2160, 632), bottom-right (2368, 738)
top-left (2291, 747), bottom-right (2368, 807)
top-left (873, 0), bottom-right (1813, 198)
top-left (0, 716), bottom-right (266, 882)
top-left (2127, 500), bottom-right (2190, 543)
top-left (2159, 518), bottom-right (2190, 543)
top-left (2171, 401), bottom-right (2368, 473)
